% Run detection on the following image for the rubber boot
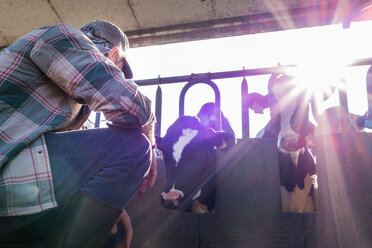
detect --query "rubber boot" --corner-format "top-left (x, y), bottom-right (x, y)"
top-left (45, 190), bottom-right (122, 248)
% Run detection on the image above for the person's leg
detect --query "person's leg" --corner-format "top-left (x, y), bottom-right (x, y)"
top-left (0, 209), bottom-right (58, 244)
top-left (0, 127), bottom-right (151, 246)
top-left (46, 127), bottom-right (151, 208)
top-left (45, 190), bottom-right (122, 248)
top-left (45, 127), bottom-right (151, 247)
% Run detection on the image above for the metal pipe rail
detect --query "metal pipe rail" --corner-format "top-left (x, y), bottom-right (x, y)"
top-left (133, 57), bottom-right (372, 138)
top-left (135, 57), bottom-right (372, 86)
top-left (135, 65), bottom-right (295, 87)
top-left (138, 64), bottom-right (297, 138)
top-left (179, 79), bottom-right (222, 131)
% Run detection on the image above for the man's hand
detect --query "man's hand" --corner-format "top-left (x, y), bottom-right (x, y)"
top-left (137, 147), bottom-right (157, 195)
top-left (110, 209), bottom-right (133, 248)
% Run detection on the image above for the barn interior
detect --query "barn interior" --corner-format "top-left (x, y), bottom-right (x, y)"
top-left (1, 0), bottom-right (372, 247)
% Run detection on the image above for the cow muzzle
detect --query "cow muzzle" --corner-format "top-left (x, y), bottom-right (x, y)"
top-left (160, 189), bottom-right (184, 209)
top-left (279, 135), bottom-right (306, 152)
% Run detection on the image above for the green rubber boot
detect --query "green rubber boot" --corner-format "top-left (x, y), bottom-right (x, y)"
top-left (45, 190), bottom-right (122, 248)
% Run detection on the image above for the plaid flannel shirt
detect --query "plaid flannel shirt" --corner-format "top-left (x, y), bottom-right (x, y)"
top-left (0, 24), bottom-right (154, 216)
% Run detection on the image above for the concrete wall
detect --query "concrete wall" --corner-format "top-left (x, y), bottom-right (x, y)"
top-left (126, 134), bottom-right (372, 248)
top-left (1, 0), bottom-right (361, 48)
top-left (126, 138), bottom-right (305, 247)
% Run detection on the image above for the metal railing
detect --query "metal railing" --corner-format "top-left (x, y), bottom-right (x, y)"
top-left (133, 57), bottom-right (372, 138)
top-left (92, 57), bottom-right (372, 137)
top-left (136, 65), bottom-right (296, 138)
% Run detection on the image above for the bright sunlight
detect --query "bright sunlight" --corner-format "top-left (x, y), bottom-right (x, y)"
top-left (96, 19), bottom-right (372, 138)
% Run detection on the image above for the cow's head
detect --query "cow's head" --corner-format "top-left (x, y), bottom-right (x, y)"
top-left (268, 73), bottom-right (313, 152)
top-left (197, 102), bottom-right (218, 130)
top-left (197, 102), bottom-right (236, 136)
top-left (251, 72), bottom-right (362, 152)
top-left (156, 116), bottom-right (235, 210)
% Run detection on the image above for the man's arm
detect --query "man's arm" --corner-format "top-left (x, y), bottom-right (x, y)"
top-left (30, 24), bottom-right (157, 193)
top-left (30, 24), bottom-right (154, 129)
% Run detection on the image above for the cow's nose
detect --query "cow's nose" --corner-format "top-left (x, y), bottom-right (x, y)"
top-left (160, 189), bottom-right (184, 209)
top-left (279, 135), bottom-right (300, 151)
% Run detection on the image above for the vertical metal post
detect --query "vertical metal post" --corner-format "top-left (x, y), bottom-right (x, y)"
top-left (241, 77), bottom-right (250, 138)
top-left (155, 84), bottom-right (162, 137)
top-left (95, 112), bottom-right (101, 128)
top-left (338, 77), bottom-right (350, 131)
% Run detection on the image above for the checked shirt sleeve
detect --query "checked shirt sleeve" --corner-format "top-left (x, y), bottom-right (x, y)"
top-left (29, 24), bottom-right (153, 128)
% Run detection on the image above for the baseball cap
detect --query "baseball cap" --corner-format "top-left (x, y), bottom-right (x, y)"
top-left (81, 21), bottom-right (133, 79)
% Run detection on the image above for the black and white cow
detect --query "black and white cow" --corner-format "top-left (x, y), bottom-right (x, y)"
top-left (195, 102), bottom-right (236, 213)
top-left (156, 116), bottom-right (235, 212)
top-left (249, 73), bottom-right (318, 212)
top-left (250, 72), bottom-right (365, 211)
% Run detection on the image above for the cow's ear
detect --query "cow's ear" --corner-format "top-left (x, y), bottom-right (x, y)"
top-left (155, 135), bottom-right (163, 150)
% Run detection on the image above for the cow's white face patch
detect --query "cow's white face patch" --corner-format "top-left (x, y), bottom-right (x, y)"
top-left (172, 128), bottom-right (199, 164)
top-left (277, 99), bottom-right (298, 148)
top-left (271, 76), bottom-right (300, 150)
top-left (289, 149), bottom-right (302, 165)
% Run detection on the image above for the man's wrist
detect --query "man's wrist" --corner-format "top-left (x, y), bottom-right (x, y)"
top-left (140, 120), bottom-right (155, 147)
